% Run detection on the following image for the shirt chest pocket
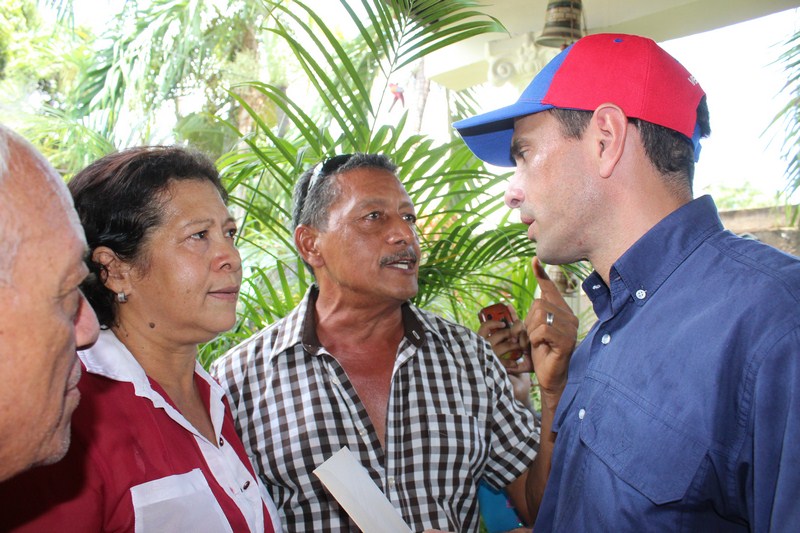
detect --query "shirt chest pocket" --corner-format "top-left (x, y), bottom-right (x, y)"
top-left (130, 468), bottom-right (233, 533)
top-left (579, 385), bottom-right (707, 505)
top-left (422, 412), bottom-right (484, 462)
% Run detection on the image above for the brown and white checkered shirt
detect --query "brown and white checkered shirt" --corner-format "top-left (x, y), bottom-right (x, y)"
top-left (211, 287), bottom-right (538, 532)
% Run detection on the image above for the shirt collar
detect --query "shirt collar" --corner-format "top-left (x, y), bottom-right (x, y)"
top-left (271, 285), bottom-right (428, 358)
top-left (79, 329), bottom-right (226, 440)
top-left (582, 195), bottom-right (723, 319)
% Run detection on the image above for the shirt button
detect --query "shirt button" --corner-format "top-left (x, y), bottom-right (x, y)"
top-left (578, 408), bottom-right (586, 420)
top-left (219, 437), bottom-right (224, 446)
top-left (387, 476), bottom-right (396, 490)
top-left (331, 375), bottom-right (340, 385)
top-left (359, 427), bottom-right (368, 438)
top-left (635, 289), bottom-right (647, 300)
top-left (242, 480), bottom-right (250, 490)
top-left (601, 333), bottom-right (611, 345)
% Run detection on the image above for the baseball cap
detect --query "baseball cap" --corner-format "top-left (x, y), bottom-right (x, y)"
top-left (453, 33), bottom-right (706, 167)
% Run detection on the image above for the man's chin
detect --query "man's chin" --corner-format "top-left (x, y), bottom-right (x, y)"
top-left (35, 396), bottom-right (79, 468)
top-left (34, 425), bottom-right (73, 468)
top-left (398, 285), bottom-right (419, 302)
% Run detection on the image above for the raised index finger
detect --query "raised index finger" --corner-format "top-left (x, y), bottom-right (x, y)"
top-left (532, 256), bottom-right (561, 302)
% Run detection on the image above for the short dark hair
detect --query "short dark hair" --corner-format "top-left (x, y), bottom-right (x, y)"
top-left (68, 146), bottom-right (224, 327)
top-left (550, 96), bottom-right (711, 194)
top-left (292, 153), bottom-right (398, 273)
top-left (292, 152), bottom-right (398, 231)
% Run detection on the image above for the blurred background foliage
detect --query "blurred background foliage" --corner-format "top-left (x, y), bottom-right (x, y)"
top-left (772, 27), bottom-right (800, 200)
top-left (1, 0), bottom-right (798, 368)
top-left (0, 0), bottom-right (562, 366)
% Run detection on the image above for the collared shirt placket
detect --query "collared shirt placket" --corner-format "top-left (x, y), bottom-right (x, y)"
top-left (382, 337), bottom-right (420, 508)
top-left (214, 287), bottom-right (539, 532)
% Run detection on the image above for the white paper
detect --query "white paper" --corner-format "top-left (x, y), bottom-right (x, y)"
top-left (313, 447), bottom-right (413, 533)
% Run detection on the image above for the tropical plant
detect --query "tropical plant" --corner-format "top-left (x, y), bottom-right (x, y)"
top-left (2, 0), bottom-right (580, 368)
top-left (770, 27), bottom-right (800, 201)
top-left (197, 0), bottom-right (559, 365)
top-left (2, 0), bottom-right (284, 170)
top-left (0, 0), bottom-right (113, 172)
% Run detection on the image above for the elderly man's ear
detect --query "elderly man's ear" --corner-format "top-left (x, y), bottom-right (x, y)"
top-left (91, 247), bottom-right (133, 295)
top-left (294, 225), bottom-right (325, 268)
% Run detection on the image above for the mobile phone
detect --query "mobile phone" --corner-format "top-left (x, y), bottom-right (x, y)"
top-left (478, 303), bottom-right (524, 360)
top-left (478, 303), bottom-right (513, 328)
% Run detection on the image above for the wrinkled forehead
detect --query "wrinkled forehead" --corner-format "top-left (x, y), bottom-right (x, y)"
top-left (336, 167), bottom-right (413, 204)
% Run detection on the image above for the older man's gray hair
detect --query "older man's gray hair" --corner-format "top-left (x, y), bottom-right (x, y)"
top-left (0, 126), bottom-right (27, 286)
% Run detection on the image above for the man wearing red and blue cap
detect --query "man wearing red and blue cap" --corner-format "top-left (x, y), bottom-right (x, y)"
top-left (455, 33), bottom-right (800, 531)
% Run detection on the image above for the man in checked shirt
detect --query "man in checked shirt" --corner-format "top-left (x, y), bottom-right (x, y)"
top-left (211, 153), bottom-right (577, 532)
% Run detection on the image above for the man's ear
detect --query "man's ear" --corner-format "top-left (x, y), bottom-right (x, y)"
top-left (91, 246), bottom-right (132, 294)
top-left (592, 103), bottom-right (628, 179)
top-left (294, 225), bottom-right (325, 268)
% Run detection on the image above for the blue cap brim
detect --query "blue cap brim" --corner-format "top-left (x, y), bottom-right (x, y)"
top-left (453, 101), bottom-right (554, 167)
top-left (453, 43), bottom-right (574, 167)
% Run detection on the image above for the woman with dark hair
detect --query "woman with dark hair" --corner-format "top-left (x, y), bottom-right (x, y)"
top-left (0, 146), bottom-right (281, 532)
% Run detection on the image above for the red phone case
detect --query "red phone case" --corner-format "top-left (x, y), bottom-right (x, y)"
top-left (478, 303), bottom-right (513, 328)
top-left (479, 304), bottom-right (527, 365)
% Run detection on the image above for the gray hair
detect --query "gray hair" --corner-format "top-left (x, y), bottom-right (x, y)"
top-left (0, 128), bottom-right (9, 179)
top-left (0, 126), bottom-right (20, 285)
top-left (0, 125), bottom-right (68, 287)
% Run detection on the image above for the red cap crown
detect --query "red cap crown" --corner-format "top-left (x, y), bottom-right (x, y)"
top-left (544, 34), bottom-right (704, 139)
top-left (453, 34), bottom-right (706, 167)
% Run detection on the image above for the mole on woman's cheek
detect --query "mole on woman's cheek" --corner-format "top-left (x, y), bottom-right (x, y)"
top-left (149, 322), bottom-right (156, 329)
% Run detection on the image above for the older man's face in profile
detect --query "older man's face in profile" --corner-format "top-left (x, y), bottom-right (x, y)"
top-left (0, 131), bottom-right (99, 481)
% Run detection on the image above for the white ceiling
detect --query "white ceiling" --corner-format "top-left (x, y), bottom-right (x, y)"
top-left (492, 0), bottom-right (798, 42)
top-left (427, 0), bottom-right (800, 89)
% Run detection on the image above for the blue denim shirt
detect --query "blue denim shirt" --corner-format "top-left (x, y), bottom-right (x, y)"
top-left (535, 196), bottom-right (800, 532)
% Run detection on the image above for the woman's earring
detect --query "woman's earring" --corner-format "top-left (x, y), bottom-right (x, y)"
top-left (116, 292), bottom-right (127, 303)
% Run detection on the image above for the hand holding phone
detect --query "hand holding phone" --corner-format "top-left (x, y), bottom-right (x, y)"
top-left (478, 303), bottom-right (524, 363)
top-left (478, 303), bottom-right (514, 329)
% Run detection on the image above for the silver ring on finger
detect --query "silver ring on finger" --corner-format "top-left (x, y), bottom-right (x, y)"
top-left (546, 312), bottom-right (554, 326)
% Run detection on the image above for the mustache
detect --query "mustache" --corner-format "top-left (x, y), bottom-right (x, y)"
top-left (379, 248), bottom-right (419, 266)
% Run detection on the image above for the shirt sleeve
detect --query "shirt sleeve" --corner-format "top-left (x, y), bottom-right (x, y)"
top-left (746, 325), bottom-right (800, 532)
top-left (478, 338), bottom-right (539, 490)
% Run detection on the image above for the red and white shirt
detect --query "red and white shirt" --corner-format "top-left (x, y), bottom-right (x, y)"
top-left (0, 329), bottom-right (281, 532)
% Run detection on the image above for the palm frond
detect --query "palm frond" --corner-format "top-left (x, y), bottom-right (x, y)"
top-left (769, 28), bottom-right (800, 198)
